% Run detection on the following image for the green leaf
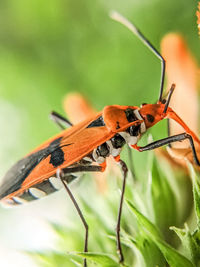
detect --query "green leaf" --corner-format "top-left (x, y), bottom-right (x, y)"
top-left (122, 231), bottom-right (165, 267)
top-left (190, 165), bottom-right (200, 226)
top-left (150, 158), bottom-right (178, 232)
top-left (153, 238), bottom-right (194, 267)
top-left (126, 199), bottom-right (162, 239)
top-left (28, 251), bottom-right (77, 267)
top-left (73, 252), bottom-right (120, 267)
top-left (126, 200), bottom-right (194, 267)
top-left (170, 224), bottom-right (200, 265)
top-left (70, 259), bottom-right (82, 267)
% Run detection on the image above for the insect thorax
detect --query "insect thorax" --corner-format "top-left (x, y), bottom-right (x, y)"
top-left (92, 109), bottom-right (146, 164)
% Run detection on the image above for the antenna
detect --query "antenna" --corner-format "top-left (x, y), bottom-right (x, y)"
top-left (110, 11), bottom-right (165, 102)
top-left (163, 83), bottom-right (175, 113)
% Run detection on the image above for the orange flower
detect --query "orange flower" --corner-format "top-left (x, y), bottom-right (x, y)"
top-left (63, 92), bottom-right (96, 124)
top-left (159, 33), bottom-right (200, 171)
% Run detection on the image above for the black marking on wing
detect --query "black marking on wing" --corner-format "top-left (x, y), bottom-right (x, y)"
top-left (87, 116), bottom-right (105, 128)
top-left (49, 147), bottom-right (64, 167)
top-left (49, 137), bottom-right (62, 147)
top-left (0, 151), bottom-right (47, 199)
top-left (0, 137), bottom-right (71, 199)
top-left (116, 121), bottom-right (120, 129)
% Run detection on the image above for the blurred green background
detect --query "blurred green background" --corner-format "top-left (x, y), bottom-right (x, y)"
top-left (0, 0), bottom-right (199, 266)
top-left (0, 0), bottom-right (199, 172)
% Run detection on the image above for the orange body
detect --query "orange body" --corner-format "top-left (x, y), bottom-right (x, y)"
top-left (1, 102), bottom-right (200, 204)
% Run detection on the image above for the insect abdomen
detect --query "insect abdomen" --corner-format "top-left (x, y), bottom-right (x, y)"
top-left (2, 173), bottom-right (78, 206)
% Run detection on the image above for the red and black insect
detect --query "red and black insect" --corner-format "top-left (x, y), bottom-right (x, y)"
top-left (0, 12), bottom-right (200, 266)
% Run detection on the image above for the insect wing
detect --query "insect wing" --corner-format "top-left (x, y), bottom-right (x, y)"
top-left (21, 126), bottom-right (114, 189)
top-left (27, 112), bottom-right (102, 155)
top-left (0, 112), bottom-right (114, 200)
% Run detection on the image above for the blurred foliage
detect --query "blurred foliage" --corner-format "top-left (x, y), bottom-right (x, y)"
top-left (30, 153), bottom-right (200, 267)
top-left (0, 0), bottom-right (199, 267)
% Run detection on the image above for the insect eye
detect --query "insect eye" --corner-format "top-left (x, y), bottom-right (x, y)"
top-left (146, 114), bottom-right (155, 123)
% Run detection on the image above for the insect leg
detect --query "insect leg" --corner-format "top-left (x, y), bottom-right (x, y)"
top-left (57, 165), bottom-right (103, 267)
top-left (50, 111), bottom-right (73, 130)
top-left (58, 169), bottom-right (88, 267)
top-left (115, 158), bottom-right (128, 263)
top-left (133, 133), bottom-right (200, 166)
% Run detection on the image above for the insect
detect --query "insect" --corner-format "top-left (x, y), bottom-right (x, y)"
top-left (0, 11), bottom-right (200, 267)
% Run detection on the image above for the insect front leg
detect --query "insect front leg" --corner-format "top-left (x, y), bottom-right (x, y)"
top-left (50, 111), bottom-right (73, 130)
top-left (114, 156), bottom-right (128, 263)
top-left (132, 133), bottom-right (200, 166)
top-left (56, 165), bottom-right (103, 267)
